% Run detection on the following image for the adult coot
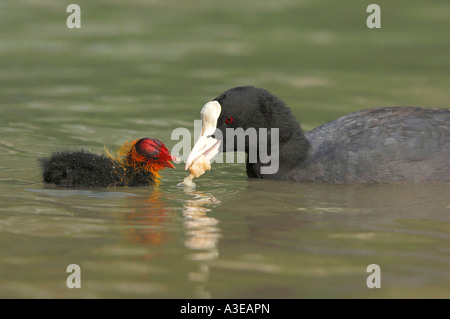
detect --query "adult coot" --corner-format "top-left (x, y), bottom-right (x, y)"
top-left (186, 86), bottom-right (449, 183)
top-left (41, 138), bottom-right (179, 187)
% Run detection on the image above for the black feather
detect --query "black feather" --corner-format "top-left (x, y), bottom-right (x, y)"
top-left (40, 149), bottom-right (156, 188)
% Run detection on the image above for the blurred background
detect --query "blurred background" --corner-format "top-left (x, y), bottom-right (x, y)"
top-left (0, 0), bottom-right (449, 298)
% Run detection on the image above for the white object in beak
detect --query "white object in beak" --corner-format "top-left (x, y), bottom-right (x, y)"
top-left (185, 101), bottom-right (222, 170)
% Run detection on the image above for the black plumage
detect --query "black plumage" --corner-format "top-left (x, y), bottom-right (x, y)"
top-left (212, 86), bottom-right (450, 183)
top-left (40, 138), bottom-right (177, 188)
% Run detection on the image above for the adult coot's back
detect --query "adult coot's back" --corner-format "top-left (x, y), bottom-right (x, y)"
top-left (185, 86), bottom-right (449, 183)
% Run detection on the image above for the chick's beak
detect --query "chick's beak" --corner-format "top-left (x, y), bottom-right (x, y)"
top-left (162, 154), bottom-right (181, 169)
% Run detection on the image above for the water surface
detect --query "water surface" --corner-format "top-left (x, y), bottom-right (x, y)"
top-left (0, 0), bottom-right (449, 298)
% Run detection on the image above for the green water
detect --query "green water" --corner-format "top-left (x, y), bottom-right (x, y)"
top-left (0, 0), bottom-right (449, 298)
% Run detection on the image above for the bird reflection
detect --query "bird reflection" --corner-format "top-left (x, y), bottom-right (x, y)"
top-left (182, 189), bottom-right (221, 298)
top-left (122, 188), bottom-right (221, 260)
top-left (182, 189), bottom-right (221, 260)
top-left (124, 188), bottom-right (172, 247)
top-left (121, 186), bottom-right (221, 296)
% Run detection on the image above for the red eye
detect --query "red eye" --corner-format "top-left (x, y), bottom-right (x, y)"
top-left (225, 116), bottom-right (234, 124)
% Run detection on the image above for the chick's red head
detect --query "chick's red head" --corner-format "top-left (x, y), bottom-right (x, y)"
top-left (131, 138), bottom-right (179, 171)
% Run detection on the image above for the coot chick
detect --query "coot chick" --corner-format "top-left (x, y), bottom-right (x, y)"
top-left (186, 86), bottom-right (449, 183)
top-left (41, 138), bottom-right (179, 188)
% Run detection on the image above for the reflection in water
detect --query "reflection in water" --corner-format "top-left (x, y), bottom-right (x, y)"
top-left (124, 189), bottom-right (172, 247)
top-left (123, 188), bottom-right (222, 254)
top-left (121, 187), bottom-right (222, 297)
top-left (183, 190), bottom-right (221, 259)
top-left (182, 189), bottom-right (221, 298)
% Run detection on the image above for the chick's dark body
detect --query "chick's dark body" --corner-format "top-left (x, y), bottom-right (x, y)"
top-left (40, 150), bottom-right (156, 188)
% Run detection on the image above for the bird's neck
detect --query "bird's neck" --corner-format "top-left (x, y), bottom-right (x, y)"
top-left (245, 125), bottom-right (310, 179)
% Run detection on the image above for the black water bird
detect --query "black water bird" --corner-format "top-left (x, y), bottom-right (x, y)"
top-left (186, 86), bottom-right (449, 183)
top-left (41, 138), bottom-right (179, 188)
